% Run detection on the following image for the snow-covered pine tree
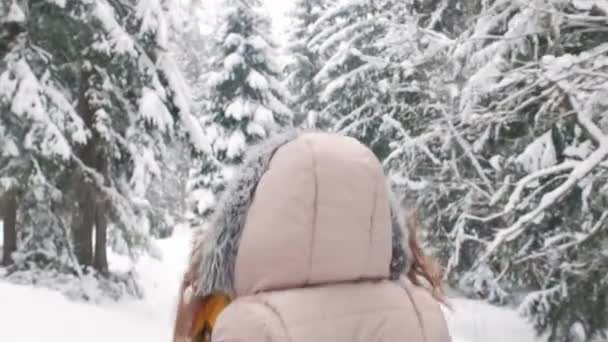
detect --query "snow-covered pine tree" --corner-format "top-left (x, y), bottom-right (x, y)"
top-left (172, 0), bottom-right (215, 120)
top-left (409, 1), bottom-right (608, 339)
top-left (189, 0), bottom-right (292, 221)
top-left (0, 0), bottom-right (207, 298)
top-left (305, 0), bottom-right (454, 230)
top-left (170, 0), bottom-right (221, 224)
top-left (0, 0), bottom-right (23, 266)
top-left (412, 0), bottom-right (482, 37)
top-left (285, 0), bottom-right (334, 128)
top-left (0, 0), bottom-right (88, 273)
top-left (366, 1), bottom-right (458, 264)
top-left (142, 0), bottom-right (211, 238)
top-left (309, 0), bottom-right (424, 159)
top-left (309, 0), bottom-right (608, 339)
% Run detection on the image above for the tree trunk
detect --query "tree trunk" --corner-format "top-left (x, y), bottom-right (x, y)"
top-left (93, 201), bottom-right (108, 275)
top-left (73, 66), bottom-right (98, 270)
top-left (73, 183), bottom-right (95, 268)
top-left (1, 190), bottom-right (18, 266)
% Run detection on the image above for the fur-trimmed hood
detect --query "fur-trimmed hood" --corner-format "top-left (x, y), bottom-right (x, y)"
top-left (188, 131), bottom-right (411, 299)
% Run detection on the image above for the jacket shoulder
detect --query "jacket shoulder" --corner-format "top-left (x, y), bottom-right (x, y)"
top-left (399, 277), bottom-right (452, 342)
top-left (212, 298), bottom-right (287, 342)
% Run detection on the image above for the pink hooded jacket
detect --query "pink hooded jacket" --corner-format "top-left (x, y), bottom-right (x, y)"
top-left (188, 132), bottom-right (451, 342)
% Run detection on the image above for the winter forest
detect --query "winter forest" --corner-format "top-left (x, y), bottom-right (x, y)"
top-left (0, 0), bottom-right (607, 341)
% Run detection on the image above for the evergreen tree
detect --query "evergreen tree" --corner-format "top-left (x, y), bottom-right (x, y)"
top-left (0, 0), bottom-right (87, 274)
top-left (310, 0), bottom-right (377, 136)
top-left (189, 0), bottom-right (292, 221)
top-left (308, 1), bottom-right (429, 163)
top-left (381, 1), bottom-right (608, 339)
top-left (285, 0), bottom-right (333, 127)
top-left (446, 2), bottom-right (608, 339)
top-left (412, 0), bottom-right (482, 37)
top-left (302, 0), bottom-right (608, 338)
top-left (0, 0), bottom-right (207, 298)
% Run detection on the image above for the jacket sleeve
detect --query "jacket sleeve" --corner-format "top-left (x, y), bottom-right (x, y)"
top-left (211, 299), bottom-right (286, 342)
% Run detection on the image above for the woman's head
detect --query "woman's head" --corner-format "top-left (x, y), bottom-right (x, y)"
top-left (190, 131), bottom-right (412, 299)
top-left (174, 131), bottom-right (446, 340)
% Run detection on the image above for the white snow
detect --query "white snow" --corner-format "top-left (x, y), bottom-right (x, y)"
top-left (265, 92), bottom-right (292, 118)
top-left (191, 188), bottom-right (216, 215)
top-left (5, 59), bottom-right (73, 160)
top-left (140, 87), bottom-right (175, 132)
top-left (48, 0), bottom-right (67, 8)
top-left (226, 98), bottom-right (253, 120)
top-left (10, 60), bottom-right (45, 120)
top-left (93, 0), bottom-right (138, 56)
top-left (7, 2), bottom-right (26, 22)
top-left (1, 139), bottom-right (19, 157)
top-left (136, 0), bottom-right (169, 48)
top-left (253, 105), bottom-right (274, 126)
top-left (224, 33), bottom-right (244, 48)
top-left (130, 148), bottom-right (161, 197)
top-left (226, 130), bottom-right (246, 160)
top-left (247, 70), bottom-right (269, 90)
top-left (156, 55), bottom-right (210, 154)
top-left (246, 121), bottom-right (267, 138)
top-left (0, 227), bottom-right (191, 342)
top-left (443, 297), bottom-right (541, 342)
top-left (248, 35), bottom-right (270, 51)
top-left (516, 131), bottom-right (558, 173)
top-left (224, 52), bottom-right (244, 71)
top-left (573, 0), bottom-right (603, 10)
top-left (94, 108), bottom-right (111, 140)
top-left (0, 227), bottom-right (545, 342)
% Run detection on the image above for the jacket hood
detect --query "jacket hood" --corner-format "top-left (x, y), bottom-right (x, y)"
top-left (190, 131), bottom-right (411, 299)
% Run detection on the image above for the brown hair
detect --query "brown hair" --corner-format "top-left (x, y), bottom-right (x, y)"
top-left (404, 210), bottom-right (447, 304)
top-left (173, 270), bottom-right (200, 342)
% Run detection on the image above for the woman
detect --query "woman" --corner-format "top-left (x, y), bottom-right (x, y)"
top-left (174, 131), bottom-right (451, 342)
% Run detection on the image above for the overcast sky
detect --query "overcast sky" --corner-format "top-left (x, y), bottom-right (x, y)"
top-left (263, 0), bottom-right (293, 44)
top-left (197, 0), bottom-right (293, 42)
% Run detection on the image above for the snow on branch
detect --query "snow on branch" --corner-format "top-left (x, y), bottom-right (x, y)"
top-left (479, 139), bottom-right (608, 264)
top-left (382, 115), bottom-right (442, 166)
top-left (470, 39), bottom-right (608, 263)
top-left (93, 0), bottom-right (137, 56)
top-left (309, 0), bottom-right (366, 37)
top-left (440, 107), bottom-right (495, 192)
top-left (157, 54), bottom-right (210, 154)
top-left (319, 63), bottom-right (375, 101)
top-left (318, 17), bottom-right (375, 56)
top-left (504, 161), bottom-right (579, 213)
top-left (570, 95), bottom-right (608, 145)
top-left (513, 211), bottom-right (608, 265)
top-left (425, 0), bottom-right (449, 30)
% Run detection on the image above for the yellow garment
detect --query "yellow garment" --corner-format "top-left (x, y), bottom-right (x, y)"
top-left (191, 294), bottom-right (232, 342)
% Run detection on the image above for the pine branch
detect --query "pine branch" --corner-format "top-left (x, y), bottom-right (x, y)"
top-left (382, 115), bottom-right (442, 165)
top-left (504, 161), bottom-right (579, 212)
top-left (479, 141), bottom-right (608, 264)
top-left (440, 107), bottom-right (495, 193)
top-left (425, 0), bottom-right (449, 30)
top-left (513, 211), bottom-right (608, 265)
top-left (474, 45), bottom-right (608, 262)
top-left (570, 95), bottom-right (608, 146)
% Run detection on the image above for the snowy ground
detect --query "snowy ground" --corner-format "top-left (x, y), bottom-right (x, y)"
top-left (0, 226), bottom-right (541, 342)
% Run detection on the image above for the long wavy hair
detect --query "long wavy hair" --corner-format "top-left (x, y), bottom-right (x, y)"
top-left (403, 209), bottom-right (447, 304)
